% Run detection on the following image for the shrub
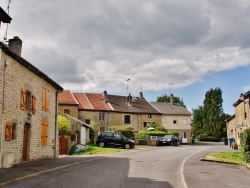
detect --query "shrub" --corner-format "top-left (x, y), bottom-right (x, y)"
top-left (107, 125), bottom-right (134, 139)
top-left (199, 136), bottom-right (220, 142)
top-left (58, 115), bottom-right (72, 136)
top-left (240, 128), bottom-right (250, 163)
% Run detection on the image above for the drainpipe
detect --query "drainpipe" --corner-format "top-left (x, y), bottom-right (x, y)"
top-left (54, 91), bottom-right (59, 158)
top-left (0, 60), bottom-right (7, 168)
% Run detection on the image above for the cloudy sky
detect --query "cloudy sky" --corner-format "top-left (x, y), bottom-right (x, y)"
top-left (1, 0), bottom-right (250, 114)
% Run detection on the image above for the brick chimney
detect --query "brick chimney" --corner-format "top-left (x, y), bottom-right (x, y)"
top-left (103, 90), bottom-right (108, 103)
top-left (127, 93), bottom-right (132, 105)
top-left (8, 36), bottom-right (22, 56)
top-left (170, 94), bottom-right (174, 105)
top-left (139, 92), bottom-right (144, 99)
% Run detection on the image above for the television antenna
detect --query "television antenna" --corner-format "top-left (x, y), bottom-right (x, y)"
top-left (126, 78), bottom-right (130, 95)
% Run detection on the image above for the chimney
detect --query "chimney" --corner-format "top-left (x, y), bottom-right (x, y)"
top-left (8, 36), bottom-right (22, 56)
top-left (127, 93), bottom-right (132, 105)
top-left (139, 92), bottom-right (144, 99)
top-left (103, 90), bottom-right (108, 103)
top-left (170, 94), bottom-right (174, 105)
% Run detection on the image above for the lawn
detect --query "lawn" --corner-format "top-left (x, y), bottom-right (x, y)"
top-left (206, 151), bottom-right (249, 166)
top-left (70, 143), bottom-right (143, 155)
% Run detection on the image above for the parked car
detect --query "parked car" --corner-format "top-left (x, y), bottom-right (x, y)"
top-left (159, 135), bottom-right (179, 146)
top-left (96, 131), bottom-right (135, 149)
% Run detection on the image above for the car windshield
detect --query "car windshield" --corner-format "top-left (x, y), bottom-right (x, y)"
top-left (163, 135), bottom-right (172, 139)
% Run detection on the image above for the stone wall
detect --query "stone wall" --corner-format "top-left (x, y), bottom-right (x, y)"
top-left (78, 110), bottom-right (161, 131)
top-left (0, 50), bottom-right (59, 165)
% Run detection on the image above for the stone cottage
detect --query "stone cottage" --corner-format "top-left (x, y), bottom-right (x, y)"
top-left (0, 37), bottom-right (63, 168)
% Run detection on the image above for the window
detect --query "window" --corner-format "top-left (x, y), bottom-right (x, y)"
top-left (173, 120), bottom-right (177, 124)
top-left (85, 119), bottom-right (90, 124)
top-left (182, 119), bottom-right (187, 125)
top-left (144, 122), bottom-right (150, 127)
top-left (99, 112), bottom-right (105, 121)
top-left (42, 85), bottom-right (49, 112)
top-left (41, 118), bottom-right (48, 146)
top-left (114, 133), bottom-right (122, 140)
top-left (148, 114), bottom-right (152, 118)
top-left (5, 122), bottom-right (16, 141)
top-left (124, 115), bottom-right (131, 124)
top-left (20, 88), bottom-right (36, 114)
top-left (64, 109), bottom-right (70, 115)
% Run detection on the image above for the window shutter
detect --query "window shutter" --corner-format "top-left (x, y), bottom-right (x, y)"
top-left (42, 86), bottom-right (49, 112)
top-left (32, 94), bottom-right (36, 114)
top-left (5, 122), bottom-right (13, 141)
top-left (41, 118), bottom-right (48, 146)
top-left (20, 88), bottom-right (26, 110)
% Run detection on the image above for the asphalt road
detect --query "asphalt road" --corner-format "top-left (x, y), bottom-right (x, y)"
top-left (3, 143), bottom-right (250, 188)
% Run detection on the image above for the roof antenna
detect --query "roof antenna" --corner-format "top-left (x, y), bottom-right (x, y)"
top-left (3, 0), bottom-right (11, 44)
top-left (126, 78), bottom-right (130, 96)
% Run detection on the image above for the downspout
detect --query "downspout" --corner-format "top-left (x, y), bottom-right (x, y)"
top-left (0, 60), bottom-right (7, 168)
top-left (54, 91), bottom-right (59, 158)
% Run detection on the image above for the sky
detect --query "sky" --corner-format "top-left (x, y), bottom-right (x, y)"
top-left (1, 0), bottom-right (250, 115)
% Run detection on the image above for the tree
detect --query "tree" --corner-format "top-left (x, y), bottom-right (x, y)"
top-left (156, 94), bottom-right (186, 108)
top-left (191, 87), bottom-right (227, 138)
top-left (203, 87), bottom-right (223, 137)
top-left (58, 115), bottom-right (72, 136)
top-left (191, 105), bottom-right (204, 137)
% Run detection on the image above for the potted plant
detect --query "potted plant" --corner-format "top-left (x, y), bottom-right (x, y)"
top-left (232, 141), bottom-right (238, 150)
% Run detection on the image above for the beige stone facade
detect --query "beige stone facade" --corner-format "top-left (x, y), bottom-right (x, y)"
top-left (227, 93), bottom-right (250, 146)
top-left (58, 105), bottom-right (78, 119)
top-left (161, 114), bottom-right (192, 143)
top-left (0, 41), bottom-right (62, 167)
top-left (78, 110), bottom-right (161, 131)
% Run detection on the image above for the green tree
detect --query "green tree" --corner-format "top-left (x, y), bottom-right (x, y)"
top-left (156, 94), bottom-right (186, 108)
top-left (58, 115), bottom-right (72, 136)
top-left (192, 87), bottom-right (226, 138)
top-left (191, 105), bottom-right (204, 137)
top-left (203, 87), bottom-right (223, 137)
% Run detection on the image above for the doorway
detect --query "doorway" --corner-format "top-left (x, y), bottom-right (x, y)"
top-left (22, 123), bottom-right (30, 161)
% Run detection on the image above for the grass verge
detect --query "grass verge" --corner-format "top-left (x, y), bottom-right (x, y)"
top-left (205, 151), bottom-right (249, 167)
top-left (71, 143), bottom-right (144, 155)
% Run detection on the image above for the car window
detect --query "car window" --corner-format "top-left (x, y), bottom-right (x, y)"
top-left (114, 133), bottom-right (122, 140)
top-left (105, 132), bottom-right (114, 138)
top-left (163, 135), bottom-right (172, 139)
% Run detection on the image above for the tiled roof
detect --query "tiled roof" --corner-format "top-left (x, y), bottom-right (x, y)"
top-left (151, 102), bottom-right (191, 115)
top-left (73, 93), bottom-right (112, 110)
top-left (73, 93), bottom-right (93, 110)
top-left (58, 90), bottom-right (78, 105)
top-left (107, 95), bottom-right (161, 114)
top-left (85, 93), bottom-right (112, 110)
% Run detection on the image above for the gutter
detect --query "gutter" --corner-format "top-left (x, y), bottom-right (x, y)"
top-left (54, 91), bottom-right (60, 158)
top-left (0, 60), bottom-right (7, 168)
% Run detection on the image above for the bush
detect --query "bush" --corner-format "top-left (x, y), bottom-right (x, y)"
top-left (107, 125), bottom-right (134, 139)
top-left (199, 136), bottom-right (220, 142)
top-left (240, 128), bottom-right (250, 163)
top-left (138, 131), bottom-right (179, 139)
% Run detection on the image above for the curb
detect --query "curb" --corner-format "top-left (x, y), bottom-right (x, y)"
top-left (200, 158), bottom-right (250, 169)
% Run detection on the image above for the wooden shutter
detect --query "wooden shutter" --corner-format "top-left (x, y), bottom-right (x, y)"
top-left (42, 86), bottom-right (49, 112)
top-left (32, 94), bottom-right (36, 114)
top-left (20, 88), bottom-right (26, 110)
top-left (41, 118), bottom-right (48, 146)
top-left (5, 122), bottom-right (13, 141)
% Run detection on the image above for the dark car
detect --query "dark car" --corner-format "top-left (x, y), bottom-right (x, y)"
top-left (96, 131), bottom-right (135, 149)
top-left (159, 135), bottom-right (179, 146)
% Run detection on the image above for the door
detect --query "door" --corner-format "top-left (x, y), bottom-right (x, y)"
top-left (59, 136), bottom-right (68, 155)
top-left (22, 123), bottom-right (30, 161)
top-left (182, 132), bottom-right (188, 143)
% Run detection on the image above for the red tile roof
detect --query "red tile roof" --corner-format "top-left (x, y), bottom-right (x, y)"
top-left (58, 90), bottom-right (78, 105)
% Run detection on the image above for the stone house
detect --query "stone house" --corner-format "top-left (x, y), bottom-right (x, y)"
top-left (226, 91), bottom-right (250, 146)
top-left (0, 37), bottom-right (63, 168)
top-left (151, 99), bottom-right (192, 143)
top-left (59, 90), bottom-right (162, 132)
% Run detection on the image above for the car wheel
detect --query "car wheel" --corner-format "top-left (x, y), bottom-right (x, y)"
top-left (124, 144), bottom-right (130, 149)
top-left (99, 142), bottom-right (105, 147)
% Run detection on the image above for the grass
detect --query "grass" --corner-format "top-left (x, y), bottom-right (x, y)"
top-left (206, 151), bottom-right (249, 166)
top-left (71, 143), bottom-right (144, 155)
